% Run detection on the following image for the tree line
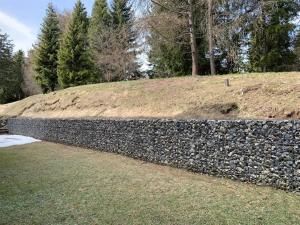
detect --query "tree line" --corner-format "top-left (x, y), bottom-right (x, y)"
top-left (0, 32), bottom-right (24, 103)
top-left (144, 0), bottom-right (300, 77)
top-left (1, 0), bottom-right (300, 103)
top-left (35, 0), bottom-right (138, 93)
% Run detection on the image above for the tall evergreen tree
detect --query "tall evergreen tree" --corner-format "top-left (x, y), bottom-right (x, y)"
top-left (111, 0), bottom-right (136, 49)
top-left (111, 0), bottom-right (133, 28)
top-left (294, 29), bottom-right (300, 69)
top-left (100, 0), bottom-right (139, 80)
top-left (249, 0), bottom-right (299, 72)
top-left (148, 0), bottom-right (210, 77)
top-left (35, 3), bottom-right (61, 93)
top-left (58, 0), bottom-right (95, 88)
top-left (90, 0), bottom-right (111, 32)
top-left (12, 50), bottom-right (25, 100)
top-left (0, 31), bottom-right (25, 103)
top-left (0, 31), bottom-right (14, 103)
top-left (89, 0), bottom-right (111, 80)
top-left (89, 0), bottom-right (111, 48)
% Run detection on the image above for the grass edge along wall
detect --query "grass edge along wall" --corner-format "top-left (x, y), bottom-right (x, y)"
top-left (7, 117), bottom-right (300, 192)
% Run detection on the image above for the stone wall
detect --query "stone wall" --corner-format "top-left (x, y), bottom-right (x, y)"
top-left (0, 118), bottom-right (7, 128)
top-left (7, 117), bottom-right (300, 192)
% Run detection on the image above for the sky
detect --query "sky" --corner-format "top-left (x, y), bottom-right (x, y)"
top-left (0, 0), bottom-right (95, 53)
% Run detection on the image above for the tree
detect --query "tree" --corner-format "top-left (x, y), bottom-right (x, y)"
top-left (91, 0), bottom-right (139, 81)
top-left (89, 0), bottom-right (111, 80)
top-left (58, 10), bottom-right (72, 34)
top-left (0, 31), bottom-right (25, 103)
top-left (142, 0), bottom-right (300, 75)
top-left (208, 0), bottom-right (257, 74)
top-left (149, 0), bottom-right (200, 76)
top-left (111, 0), bottom-right (133, 28)
top-left (294, 28), bottom-right (300, 69)
top-left (22, 49), bottom-right (42, 96)
top-left (207, 0), bottom-right (216, 75)
top-left (12, 50), bottom-right (25, 100)
top-left (147, 3), bottom-right (192, 76)
top-left (58, 0), bottom-right (95, 88)
top-left (90, 0), bottom-right (111, 32)
top-left (249, 0), bottom-right (299, 72)
top-left (35, 3), bottom-right (61, 93)
top-left (0, 31), bottom-right (14, 103)
top-left (146, 0), bottom-right (211, 76)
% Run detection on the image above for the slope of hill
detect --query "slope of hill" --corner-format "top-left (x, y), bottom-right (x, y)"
top-left (1, 72), bottom-right (300, 120)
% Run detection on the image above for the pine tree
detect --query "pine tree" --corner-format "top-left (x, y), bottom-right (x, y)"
top-left (89, 0), bottom-right (111, 80)
top-left (58, 0), bottom-right (95, 88)
top-left (90, 0), bottom-right (111, 33)
top-left (294, 29), bottom-right (300, 69)
top-left (249, 0), bottom-right (299, 72)
top-left (111, 0), bottom-right (133, 28)
top-left (108, 0), bottom-right (139, 80)
top-left (148, 1), bottom-right (210, 77)
top-left (111, 0), bottom-right (137, 46)
top-left (0, 31), bottom-right (14, 103)
top-left (35, 3), bottom-right (61, 93)
top-left (0, 31), bottom-right (25, 103)
top-left (12, 50), bottom-right (25, 100)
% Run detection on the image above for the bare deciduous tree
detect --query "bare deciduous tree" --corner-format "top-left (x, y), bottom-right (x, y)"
top-left (22, 49), bottom-right (42, 96)
top-left (92, 26), bottom-right (139, 81)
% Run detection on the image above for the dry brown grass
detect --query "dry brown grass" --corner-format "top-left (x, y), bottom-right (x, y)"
top-left (1, 72), bottom-right (300, 119)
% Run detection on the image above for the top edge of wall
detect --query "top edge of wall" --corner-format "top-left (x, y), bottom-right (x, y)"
top-left (7, 116), bottom-right (300, 123)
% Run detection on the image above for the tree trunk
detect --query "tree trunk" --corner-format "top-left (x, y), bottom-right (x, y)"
top-left (188, 0), bottom-right (199, 76)
top-left (262, 6), bottom-right (267, 73)
top-left (207, 0), bottom-right (216, 75)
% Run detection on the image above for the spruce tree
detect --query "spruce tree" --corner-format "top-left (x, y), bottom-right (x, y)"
top-left (58, 0), bottom-right (94, 88)
top-left (249, 0), bottom-right (299, 72)
top-left (35, 3), bottom-right (61, 93)
top-left (111, 0), bottom-right (133, 28)
top-left (109, 0), bottom-right (139, 79)
top-left (110, 0), bottom-right (137, 47)
top-left (12, 50), bottom-right (25, 100)
top-left (90, 0), bottom-right (111, 34)
top-left (294, 29), bottom-right (300, 69)
top-left (0, 31), bottom-right (14, 103)
top-left (148, 1), bottom-right (210, 77)
top-left (111, 0), bottom-right (136, 45)
top-left (89, 0), bottom-right (111, 80)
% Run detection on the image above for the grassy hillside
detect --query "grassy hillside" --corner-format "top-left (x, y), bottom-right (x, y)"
top-left (1, 72), bottom-right (300, 119)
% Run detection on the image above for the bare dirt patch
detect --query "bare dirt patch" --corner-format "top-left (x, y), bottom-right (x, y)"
top-left (178, 103), bottom-right (239, 119)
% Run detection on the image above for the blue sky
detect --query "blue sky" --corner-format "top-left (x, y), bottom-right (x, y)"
top-left (0, 0), bottom-right (95, 53)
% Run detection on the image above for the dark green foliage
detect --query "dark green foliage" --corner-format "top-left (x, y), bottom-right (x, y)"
top-left (111, 0), bottom-right (136, 48)
top-left (0, 32), bottom-right (14, 103)
top-left (111, 0), bottom-right (133, 28)
top-left (149, 41), bottom-right (190, 77)
top-left (249, 0), bottom-right (299, 72)
top-left (97, 0), bottom-right (138, 81)
top-left (90, 0), bottom-right (111, 30)
top-left (0, 32), bottom-right (24, 103)
top-left (35, 3), bottom-right (61, 93)
top-left (89, 0), bottom-right (111, 46)
top-left (58, 0), bottom-right (95, 88)
top-left (294, 29), bottom-right (300, 69)
top-left (148, 2), bottom-right (210, 77)
top-left (89, 0), bottom-right (111, 80)
top-left (12, 50), bottom-right (25, 100)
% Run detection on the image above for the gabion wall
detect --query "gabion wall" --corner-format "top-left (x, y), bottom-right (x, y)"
top-left (7, 117), bottom-right (300, 192)
top-left (0, 118), bottom-right (7, 128)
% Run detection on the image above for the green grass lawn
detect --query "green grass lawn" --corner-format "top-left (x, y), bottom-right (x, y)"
top-left (0, 142), bottom-right (299, 225)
